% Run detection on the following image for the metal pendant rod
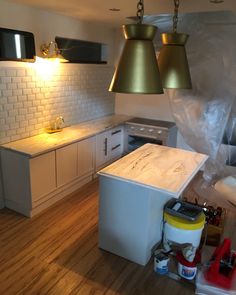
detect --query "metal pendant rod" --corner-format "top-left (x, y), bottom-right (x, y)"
top-left (173, 0), bottom-right (180, 33)
top-left (137, 0), bottom-right (144, 24)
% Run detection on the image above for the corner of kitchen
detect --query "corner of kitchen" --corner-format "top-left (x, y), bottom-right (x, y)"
top-left (0, 0), bottom-right (236, 294)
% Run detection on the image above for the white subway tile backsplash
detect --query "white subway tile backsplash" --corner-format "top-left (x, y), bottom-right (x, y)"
top-left (17, 69), bottom-right (26, 77)
top-left (0, 64), bottom-right (115, 144)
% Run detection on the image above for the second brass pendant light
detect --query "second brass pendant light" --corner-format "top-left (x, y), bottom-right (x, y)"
top-left (158, 0), bottom-right (192, 89)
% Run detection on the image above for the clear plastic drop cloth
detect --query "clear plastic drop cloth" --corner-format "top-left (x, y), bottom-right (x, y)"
top-left (145, 12), bottom-right (236, 177)
top-left (145, 11), bottom-right (236, 208)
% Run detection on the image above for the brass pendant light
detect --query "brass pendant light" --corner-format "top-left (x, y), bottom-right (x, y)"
top-left (109, 0), bottom-right (163, 94)
top-left (158, 0), bottom-right (192, 89)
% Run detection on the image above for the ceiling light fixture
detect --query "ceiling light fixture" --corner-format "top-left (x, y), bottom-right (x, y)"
top-left (109, 0), bottom-right (163, 94)
top-left (40, 41), bottom-right (68, 62)
top-left (109, 8), bottom-right (121, 12)
top-left (158, 0), bottom-right (192, 89)
top-left (210, 0), bottom-right (224, 3)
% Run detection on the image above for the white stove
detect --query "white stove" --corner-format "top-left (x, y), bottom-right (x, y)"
top-left (125, 117), bottom-right (177, 152)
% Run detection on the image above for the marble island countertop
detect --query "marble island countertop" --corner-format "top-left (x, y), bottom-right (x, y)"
top-left (99, 143), bottom-right (208, 197)
top-left (1, 114), bottom-right (131, 157)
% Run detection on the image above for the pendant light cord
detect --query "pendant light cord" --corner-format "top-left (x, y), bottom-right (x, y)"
top-left (173, 0), bottom-right (180, 33)
top-left (137, 0), bottom-right (144, 24)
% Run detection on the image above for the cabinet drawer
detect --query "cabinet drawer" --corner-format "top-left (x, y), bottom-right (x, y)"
top-left (110, 127), bottom-right (123, 146)
top-left (110, 143), bottom-right (122, 159)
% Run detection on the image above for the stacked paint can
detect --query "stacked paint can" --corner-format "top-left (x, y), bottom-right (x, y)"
top-left (163, 210), bottom-right (205, 280)
top-left (154, 251), bottom-right (169, 275)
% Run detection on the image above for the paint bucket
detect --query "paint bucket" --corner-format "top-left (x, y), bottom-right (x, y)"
top-left (176, 251), bottom-right (201, 280)
top-left (164, 212), bottom-right (205, 250)
top-left (154, 252), bottom-right (169, 275)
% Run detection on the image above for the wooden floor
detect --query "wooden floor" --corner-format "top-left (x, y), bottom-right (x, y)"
top-left (0, 180), bottom-right (194, 295)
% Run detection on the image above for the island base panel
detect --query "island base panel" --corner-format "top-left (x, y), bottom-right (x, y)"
top-left (98, 176), bottom-right (173, 265)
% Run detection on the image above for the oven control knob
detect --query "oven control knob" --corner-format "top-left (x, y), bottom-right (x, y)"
top-left (130, 126), bottom-right (135, 130)
top-left (140, 127), bottom-right (145, 131)
top-left (149, 129), bottom-right (154, 133)
top-left (157, 130), bottom-right (162, 134)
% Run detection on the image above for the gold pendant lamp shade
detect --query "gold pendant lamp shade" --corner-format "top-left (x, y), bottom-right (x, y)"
top-left (158, 0), bottom-right (192, 89)
top-left (109, 24), bottom-right (163, 94)
top-left (158, 32), bottom-right (192, 89)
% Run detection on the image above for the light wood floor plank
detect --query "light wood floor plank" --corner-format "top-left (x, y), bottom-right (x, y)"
top-left (0, 179), bottom-right (195, 295)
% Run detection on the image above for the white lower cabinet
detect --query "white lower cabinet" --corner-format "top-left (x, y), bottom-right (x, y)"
top-left (1, 125), bottom-right (124, 217)
top-left (56, 143), bottom-right (78, 187)
top-left (96, 125), bottom-right (124, 170)
top-left (30, 151), bottom-right (56, 202)
top-left (1, 149), bottom-right (57, 217)
top-left (1, 136), bottom-right (96, 217)
top-left (77, 137), bottom-right (95, 177)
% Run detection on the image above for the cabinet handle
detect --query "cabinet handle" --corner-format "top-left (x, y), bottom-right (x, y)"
top-left (111, 129), bottom-right (121, 136)
top-left (104, 138), bottom-right (108, 156)
top-left (112, 144), bottom-right (121, 151)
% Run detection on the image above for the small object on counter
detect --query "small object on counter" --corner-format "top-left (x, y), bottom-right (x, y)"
top-left (154, 250), bottom-right (170, 275)
top-left (205, 238), bottom-right (236, 290)
top-left (176, 251), bottom-right (201, 280)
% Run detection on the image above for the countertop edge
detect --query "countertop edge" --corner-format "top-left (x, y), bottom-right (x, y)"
top-left (0, 114), bottom-right (132, 158)
top-left (97, 150), bottom-right (209, 197)
top-left (97, 171), bottom-right (178, 197)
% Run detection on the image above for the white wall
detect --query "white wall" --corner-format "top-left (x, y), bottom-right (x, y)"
top-left (115, 93), bottom-right (173, 121)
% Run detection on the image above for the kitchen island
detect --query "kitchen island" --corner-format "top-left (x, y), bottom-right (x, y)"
top-left (98, 144), bottom-right (208, 265)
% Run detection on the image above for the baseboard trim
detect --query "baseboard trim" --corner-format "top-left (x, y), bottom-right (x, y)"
top-left (5, 174), bottom-right (93, 217)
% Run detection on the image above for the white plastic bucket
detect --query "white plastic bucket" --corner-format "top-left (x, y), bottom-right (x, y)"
top-left (164, 222), bottom-right (204, 248)
top-left (163, 212), bottom-right (205, 249)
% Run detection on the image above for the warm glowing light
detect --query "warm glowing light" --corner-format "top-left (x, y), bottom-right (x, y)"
top-left (31, 56), bottom-right (61, 81)
top-left (14, 34), bottom-right (21, 59)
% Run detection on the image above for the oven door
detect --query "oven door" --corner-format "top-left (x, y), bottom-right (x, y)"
top-left (127, 134), bottom-right (163, 152)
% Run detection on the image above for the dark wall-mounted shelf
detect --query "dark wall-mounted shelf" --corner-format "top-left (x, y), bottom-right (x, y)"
top-left (55, 36), bottom-right (107, 64)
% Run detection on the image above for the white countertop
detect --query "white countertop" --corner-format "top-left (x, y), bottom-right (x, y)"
top-left (98, 143), bottom-right (208, 197)
top-left (1, 114), bottom-right (131, 157)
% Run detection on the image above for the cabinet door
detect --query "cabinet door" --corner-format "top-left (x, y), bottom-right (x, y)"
top-left (56, 143), bottom-right (78, 187)
top-left (96, 131), bottom-right (109, 168)
top-left (30, 151), bottom-right (56, 202)
top-left (109, 126), bottom-right (124, 160)
top-left (77, 137), bottom-right (95, 177)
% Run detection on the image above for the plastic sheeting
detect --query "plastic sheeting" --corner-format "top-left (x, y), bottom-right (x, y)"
top-left (145, 11), bottom-right (236, 182)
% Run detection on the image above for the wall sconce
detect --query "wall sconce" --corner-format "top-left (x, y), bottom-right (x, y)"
top-left (40, 41), bottom-right (68, 62)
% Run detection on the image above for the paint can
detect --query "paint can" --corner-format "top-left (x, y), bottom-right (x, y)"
top-left (176, 251), bottom-right (201, 280)
top-left (154, 252), bottom-right (169, 275)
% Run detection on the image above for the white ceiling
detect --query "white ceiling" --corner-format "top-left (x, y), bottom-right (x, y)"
top-left (8, 0), bottom-right (236, 28)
